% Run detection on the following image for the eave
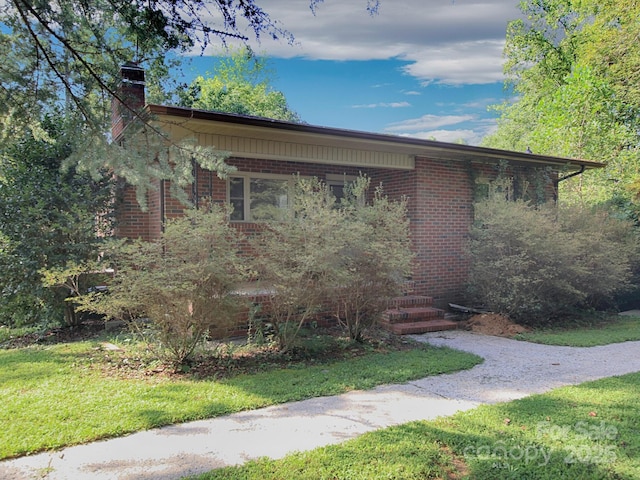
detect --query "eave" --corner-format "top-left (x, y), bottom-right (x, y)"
top-left (145, 104), bottom-right (605, 172)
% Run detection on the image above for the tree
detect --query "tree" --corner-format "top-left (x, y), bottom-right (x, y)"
top-left (0, 112), bottom-right (114, 327)
top-left (177, 47), bottom-right (301, 122)
top-left (483, 0), bottom-right (640, 212)
top-left (1, 1), bottom-right (376, 191)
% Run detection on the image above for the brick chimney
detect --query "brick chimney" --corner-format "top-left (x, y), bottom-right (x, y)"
top-left (111, 63), bottom-right (146, 142)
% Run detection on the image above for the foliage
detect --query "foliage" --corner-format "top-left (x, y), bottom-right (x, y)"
top-left (178, 47), bottom-right (301, 122)
top-left (82, 205), bottom-right (246, 365)
top-left (0, 335), bottom-right (478, 459)
top-left (199, 371), bottom-right (640, 479)
top-left (250, 177), bottom-right (344, 351)
top-left (252, 176), bottom-right (412, 348)
top-left (468, 194), bottom-right (638, 325)
top-left (40, 260), bottom-right (110, 328)
top-left (332, 177), bottom-right (414, 341)
top-left (483, 0), bottom-right (640, 216)
top-left (0, 113), bottom-right (114, 327)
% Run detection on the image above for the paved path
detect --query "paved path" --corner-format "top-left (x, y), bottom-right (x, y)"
top-left (2, 331), bottom-right (640, 480)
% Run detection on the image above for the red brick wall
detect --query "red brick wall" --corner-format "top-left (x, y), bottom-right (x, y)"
top-left (370, 158), bottom-right (475, 307)
top-left (114, 180), bottom-right (163, 241)
top-left (115, 155), bottom-right (557, 306)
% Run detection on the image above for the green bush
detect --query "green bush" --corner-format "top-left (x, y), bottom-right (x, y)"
top-left (250, 177), bottom-right (345, 351)
top-left (82, 205), bottom-right (246, 366)
top-left (331, 178), bottom-right (413, 341)
top-left (252, 176), bottom-right (413, 348)
top-left (468, 196), bottom-right (638, 325)
top-left (0, 114), bottom-right (114, 328)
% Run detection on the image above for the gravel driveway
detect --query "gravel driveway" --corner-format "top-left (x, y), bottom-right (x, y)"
top-left (2, 331), bottom-right (639, 480)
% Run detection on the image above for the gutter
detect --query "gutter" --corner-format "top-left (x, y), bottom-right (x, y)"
top-left (555, 164), bottom-right (586, 186)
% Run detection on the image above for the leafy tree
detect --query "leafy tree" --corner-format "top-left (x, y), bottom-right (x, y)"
top-left (0, 113), bottom-right (114, 327)
top-left (177, 47), bottom-right (301, 122)
top-left (484, 0), bottom-right (640, 213)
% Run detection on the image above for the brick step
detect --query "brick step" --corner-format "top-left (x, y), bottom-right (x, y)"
top-left (380, 319), bottom-right (458, 335)
top-left (390, 295), bottom-right (434, 309)
top-left (382, 306), bottom-right (444, 324)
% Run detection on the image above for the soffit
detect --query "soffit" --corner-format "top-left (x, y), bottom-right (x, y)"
top-left (146, 105), bottom-right (605, 172)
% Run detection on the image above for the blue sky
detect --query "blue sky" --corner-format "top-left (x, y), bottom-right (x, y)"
top-left (180, 0), bottom-right (524, 145)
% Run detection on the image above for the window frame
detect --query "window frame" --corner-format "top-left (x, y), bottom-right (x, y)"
top-left (227, 172), bottom-right (295, 222)
top-left (326, 173), bottom-right (358, 203)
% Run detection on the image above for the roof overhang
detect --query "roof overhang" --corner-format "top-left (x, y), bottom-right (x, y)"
top-left (144, 104), bottom-right (605, 173)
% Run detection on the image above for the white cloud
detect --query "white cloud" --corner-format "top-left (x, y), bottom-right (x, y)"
top-left (199, 0), bottom-right (523, 85)
top-left (352, 101), bottom-right (411, 108)
top-left (437, 98), bottom-right (499, 109)
top-left (385, 114), bottom-right (475, 131)
top-left (387, 115), bottom-right (499, 145)
top-left (407, 129), bottom-right (482, 144)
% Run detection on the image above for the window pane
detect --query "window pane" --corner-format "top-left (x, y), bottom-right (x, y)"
top-left (250, 178), bottom-right (288, 221)
top-left (230, 199), bottom-right (245, 221)
top-left (229, 177), bottom-right (244, 199)
top-left (329, 184), bottom-right (345, 201)
top-left (229, 177), bottom-right (245, 220)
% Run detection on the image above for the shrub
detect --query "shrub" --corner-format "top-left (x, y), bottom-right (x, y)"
top-left (83, 205), bottom-right (246, 366)
top-left (331, 178), bottom-right (413, 341)
top-left (0, 114), bottom-right (114, 328)
top-left (468, 195), bottom-right (638, 325)
top-left (252, 176), bottom-right (413, 348)
top-left (250, 177), bottom-right (344, 351)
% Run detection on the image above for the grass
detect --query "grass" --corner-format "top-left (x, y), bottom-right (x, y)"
top-left (192, 371), bottom-right (640, 480)
top-left (0, 333), bottom-right (482, 460)
top-left (0, 324), bottom-right (41, 344)
top-left (515, 314), bottom-right (640, 347)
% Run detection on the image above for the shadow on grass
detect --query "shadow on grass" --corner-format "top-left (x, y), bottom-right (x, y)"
top-left (196, 373), bottom-right (640, 480)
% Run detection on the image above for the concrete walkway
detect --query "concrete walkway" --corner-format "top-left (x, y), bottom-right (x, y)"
top-left (2, 331), bottom-right (640, 480)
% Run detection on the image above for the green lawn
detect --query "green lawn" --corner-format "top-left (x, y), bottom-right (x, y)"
top-left (515, 314), bottom-right (640, 346)
top-left (193, 371), bottom-right (640, 480)
top-left (0, 337), bottom-right (481, 459)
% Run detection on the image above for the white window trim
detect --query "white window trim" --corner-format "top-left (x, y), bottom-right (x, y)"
top-left (228, 172), bottom-right (295, 222)
top-left (326, 173), bottom-right (359, 201)
top-left (228, 172), bottom-right (358, 222)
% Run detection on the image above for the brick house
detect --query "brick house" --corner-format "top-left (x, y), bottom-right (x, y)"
top-left (113, 65), bottom-right (602, 332)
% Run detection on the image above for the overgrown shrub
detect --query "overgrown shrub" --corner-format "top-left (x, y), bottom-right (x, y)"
top-left (468, 195), bottom-right (638, 324)
top-left (0, 114), bottom-right (114, 328)
top-left (252, 176), bottom-right (413, 348)
top-left (331, 178), bottom-right (413, 341)
top-left (82, 205), bottom-right (246, 366)
top-left (250, 177), bottom-right (344, 351)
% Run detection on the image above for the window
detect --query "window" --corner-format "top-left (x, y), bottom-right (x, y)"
top-left (326, 174), bottom-right (358, 203)
top-left (229, 174), bottom-right (291, 221)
